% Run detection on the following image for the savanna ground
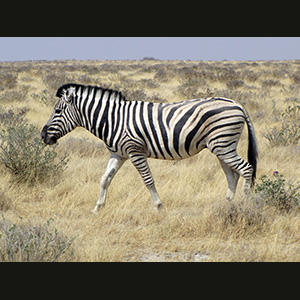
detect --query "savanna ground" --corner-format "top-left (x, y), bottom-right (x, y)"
top-left (1, 59), bottom-right (300, 261)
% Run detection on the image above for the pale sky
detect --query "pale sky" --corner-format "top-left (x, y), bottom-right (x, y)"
top-left (0, 37), bottom-right (300, 61)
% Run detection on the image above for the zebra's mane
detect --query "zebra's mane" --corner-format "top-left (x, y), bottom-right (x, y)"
top-left (56, 83), bottom-right (126, 101)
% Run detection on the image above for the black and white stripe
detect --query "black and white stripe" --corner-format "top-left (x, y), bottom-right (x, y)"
top-left (41, 83), bottom-right (258, 211)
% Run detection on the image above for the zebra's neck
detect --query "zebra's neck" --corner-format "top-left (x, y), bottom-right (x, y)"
top-left (74, 84), bottom-right (126, 142)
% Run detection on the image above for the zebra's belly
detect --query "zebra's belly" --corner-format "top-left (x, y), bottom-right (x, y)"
top-left (146, 142), bottom-right (206, 160)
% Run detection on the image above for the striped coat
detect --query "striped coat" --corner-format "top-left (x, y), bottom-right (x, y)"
top-left (41, 83), bottom-right (258, 212)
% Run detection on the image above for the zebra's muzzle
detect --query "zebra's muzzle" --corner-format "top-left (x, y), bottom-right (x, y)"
top-left (41, 125), bottom-right (58, 145)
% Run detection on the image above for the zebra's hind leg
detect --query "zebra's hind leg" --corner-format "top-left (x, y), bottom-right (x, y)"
top-left (218, 159), bottom-right (240, 201)
top-left (128, 153), bottom-right (163, 210)
top-left (91, 154), bottom-right (126, 214)
top-left (216, 151), bottom-right (253, 196)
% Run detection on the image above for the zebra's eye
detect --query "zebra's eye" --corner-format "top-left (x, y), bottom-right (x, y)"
top-left (55, 108), bottom-right (62, 114)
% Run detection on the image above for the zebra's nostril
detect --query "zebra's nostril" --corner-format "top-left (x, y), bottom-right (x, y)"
top-left (45, 136), bottom-right (57, 145)
top-left (41, 125), bottom-right (48, 140)
top-left (41, 125), bottom-right (57, 145)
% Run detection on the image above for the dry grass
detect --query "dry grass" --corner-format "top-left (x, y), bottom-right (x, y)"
top-left (1, 59), bottom-right (300, 261)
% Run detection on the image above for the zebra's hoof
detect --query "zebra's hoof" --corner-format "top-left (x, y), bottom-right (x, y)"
top-left (154, 203), bottom-right (163, 211)
top-left (91, 203), bottom-right (105, 214)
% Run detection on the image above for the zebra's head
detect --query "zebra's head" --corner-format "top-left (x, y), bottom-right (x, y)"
top-left (41, 84), bottom-right (80, 145)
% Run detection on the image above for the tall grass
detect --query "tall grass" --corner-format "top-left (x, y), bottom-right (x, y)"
top-left (1, 59), bottom-right (300, 261)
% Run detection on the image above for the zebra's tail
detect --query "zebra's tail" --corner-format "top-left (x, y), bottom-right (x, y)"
top-left (244, 109), bottom-right (259, 187)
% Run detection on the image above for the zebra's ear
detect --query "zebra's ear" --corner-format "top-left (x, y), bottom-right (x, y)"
top-left (63, 87), bottom-right (76, 103)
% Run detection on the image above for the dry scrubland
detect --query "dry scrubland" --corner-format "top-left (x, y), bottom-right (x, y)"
top-left (1, 59), bottom-right (300, 261)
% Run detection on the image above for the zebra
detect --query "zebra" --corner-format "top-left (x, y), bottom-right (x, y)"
top-left (41, 83), bottom-right (258, 213)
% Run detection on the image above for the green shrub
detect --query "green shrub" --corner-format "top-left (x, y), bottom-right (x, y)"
top-left (0, 110), bottom-right (68, 184)
top-left (215, 172), bottom-right (300, 236)
top-left (0, 216), bottom-right (75, 262)
top-left (255, 171), bottom-right (300, 213)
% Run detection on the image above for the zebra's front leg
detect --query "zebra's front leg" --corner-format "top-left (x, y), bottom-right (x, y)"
top-left (91, 154), bottom-right (126, 214)
top-left (149, 186), bottom-right (163, 210)
top-left (129, 153), bottom-right (163, 210)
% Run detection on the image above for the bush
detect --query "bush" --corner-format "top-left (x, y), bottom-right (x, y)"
top-left (0, 71), bottom-right (17, 90)
top-left (154, 69), bottom-right (169, 82)
top-left (0, 90), bottom-right (28, 103)
top-left (263, 99), bottom-right (300, 146)
top-left (122, 88), bottom-right (148, 102)
top-left (0, 110), bottom-right (68, 184)
top-left (213, 172), bottom-right (300, 238)
top-left (226, 80), bottom-right (245, 89)
top-left (0, 107), bottom-right (28, 127)
top-left (255, 171), bottom-right (300, 213)
top-left (138, 78), bottom-right (159, 89)
top-left (42, 70), bottom-right (73, 92)
top-left (262, 79), bottom-right (282, 89)
top-left (176, 78), bottom-right (207, 99)
top-left (31, 89), bottom-right (57, 107)
top-left (0, 216), bottom-right (75, 262)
